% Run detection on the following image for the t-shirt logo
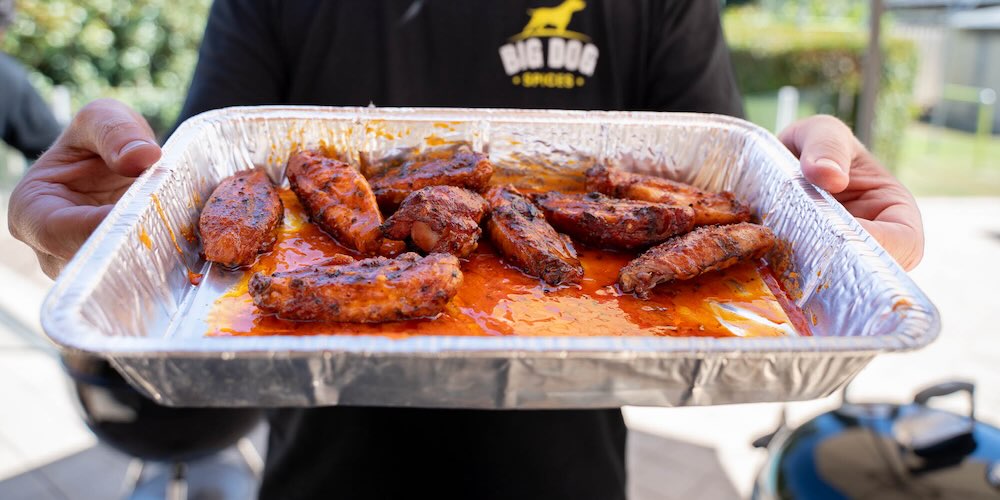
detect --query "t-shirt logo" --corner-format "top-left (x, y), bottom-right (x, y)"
top-left (498, 0), bottom-right (600, 89)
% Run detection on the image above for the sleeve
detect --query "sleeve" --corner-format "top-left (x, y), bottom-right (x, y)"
top-left (174, 0), bottom-right (288, 127)
top-left (643, 0), bottom-right (743, 117)
top-left (1, 59), bottom-right (62, 158)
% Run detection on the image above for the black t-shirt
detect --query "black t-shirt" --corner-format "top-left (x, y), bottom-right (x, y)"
top-left (176, 2), bottom-right (742, 499)
top-left (0, 52), bottom-right (62, 158)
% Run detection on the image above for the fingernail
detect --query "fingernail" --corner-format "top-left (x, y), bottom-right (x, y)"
top-left (118, 140), bottom-right (152, 157)
top-left (814, 157), bottom-right (846, 173)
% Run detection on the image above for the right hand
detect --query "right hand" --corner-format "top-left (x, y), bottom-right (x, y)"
top-left (8, 99), bottom-right (162, 278)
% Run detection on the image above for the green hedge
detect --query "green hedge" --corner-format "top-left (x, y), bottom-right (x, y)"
top-left (4, 1), bottom-right (916, 165)
top-left (2, 0), bottom-right (211, 137)
top-left (723, 7), bottom-right (918, 168)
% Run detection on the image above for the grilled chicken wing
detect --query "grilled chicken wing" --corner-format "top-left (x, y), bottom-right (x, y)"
top-left (485, 185), bottom-right (583, 286)
top-left (381, 186), bottom-right (490, 258)
top-left (532, 191), bottom-right (695, 250)
top-left (199, 169), bottom-right (283, 268)
top-left (586, 165), bottom-right (750, 227)
top-left (249, 252), bottom-right (463, 323)
top-left (368, 149), bottom-right (494, 209)
top-left (287, 150), bottom-right (405, 256)
top-left (618, 222), bottom-right (776, 297)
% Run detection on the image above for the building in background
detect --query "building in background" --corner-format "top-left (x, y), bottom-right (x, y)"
top-left (890, 0), bottom-right (1000, 134)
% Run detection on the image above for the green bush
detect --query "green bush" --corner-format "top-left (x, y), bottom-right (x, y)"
top-left (2, 0), bottom-right (211, 137)
top-left (724, 7), bottom-right (918, 168)
top-left (4, 0), bottom-right (916, 165)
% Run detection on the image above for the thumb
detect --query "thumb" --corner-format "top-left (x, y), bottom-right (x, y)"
top-left (779, 115), bottom-right (855, 193)
top-left (63, 99), bottom-right (162, 177)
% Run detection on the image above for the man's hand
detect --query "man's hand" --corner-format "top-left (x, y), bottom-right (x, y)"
top-left (8, 99), bottom-right (162, 278)
top-left (779, 115), bottom-right (923, 270)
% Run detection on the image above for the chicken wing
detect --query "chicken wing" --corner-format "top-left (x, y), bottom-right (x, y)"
top-left (287, 150), bottom-right (405, 256)
top-left (532, 191), bottom-right (695, 250)
top-left (585, 165), bottom-right (750, 226)
top-left (368, 149), bottom-right (494, 209)
top-left (618, 222), bottom-right (776, 297)
top-left (485, 185), bottom-right (583, 286)
top-left (381, 186), bottom-right (490, 258)
top-left (199, 168), bottom-right (283, 268)
top-left (249, 252), bottom-right (463, 323)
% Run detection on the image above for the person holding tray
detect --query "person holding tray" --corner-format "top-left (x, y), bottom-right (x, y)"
top-left (7, 1), bottom-right (923, 499)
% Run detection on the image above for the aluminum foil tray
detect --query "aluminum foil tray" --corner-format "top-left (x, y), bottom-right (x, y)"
top-left (41, 106), bottom-right (940, 408)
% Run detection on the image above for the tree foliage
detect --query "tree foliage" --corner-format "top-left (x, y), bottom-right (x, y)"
top-left (2, 0), bottom-right (211, 136)
top-left (723, 6), bottom-right (918, 168)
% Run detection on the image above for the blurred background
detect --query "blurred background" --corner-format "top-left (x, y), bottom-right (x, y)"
top-left (0, 1), bottom-right (998, 499)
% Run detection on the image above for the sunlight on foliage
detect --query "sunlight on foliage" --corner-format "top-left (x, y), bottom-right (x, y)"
top-left (2, 0), bottom-right (212, 136)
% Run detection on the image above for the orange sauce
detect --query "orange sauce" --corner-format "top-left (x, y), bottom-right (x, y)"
top-left (188, 272), bottom-right (204, 286)
top-left (179, 224), bottom-right (198, 244)
top-left (206, 188), bottom-right (811, 338)
top-left (151, 194), bottom-right (185, 256)
top-left (151, 193), bottom-right (202, 284)
top-left (138, 227), bottom-right (153, 250)
top-left (424, 134), bottom-right (447, 146)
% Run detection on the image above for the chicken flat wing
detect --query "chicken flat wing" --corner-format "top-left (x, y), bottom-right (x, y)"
top-left (618, 222), bottom-right (776, 297)
top-left (485, 185), bottom-right (583, 286)
top-left (199, 169), bottom-right (283, 268)
top-left (381, 186), bottom-right (490, 258)
top-left (368, 149), bottom-right (494, 209)
top-left (249, 252), bottom-right (463, 323)
top-left (287, 150), bottom-right (405, 256)
top-left (532, 191), bottom-right (695, 250)
top-left (585, 165), bottom-right (750, 227)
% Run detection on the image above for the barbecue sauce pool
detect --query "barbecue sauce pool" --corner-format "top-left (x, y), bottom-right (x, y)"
top-left (207, 188), bottom-right (810, 338)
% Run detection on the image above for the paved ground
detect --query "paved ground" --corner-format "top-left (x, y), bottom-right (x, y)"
top-left (0, 196), bottom-right (997, 499)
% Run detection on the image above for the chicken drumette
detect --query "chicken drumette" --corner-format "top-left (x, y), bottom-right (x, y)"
top-left (532, 191), bottom-right (695, 251)
top-left (618, 222), bottom-right (776, 297)
top-left (485, 185), bottom-right (583, 286)
top-left (199, 168), bottom-right (283, 268)
top-left (287, 150), bottom-right (405, 256)
top-left (249, 252), bottom-right (463, 322)
top-left (381, 186), bottom-right (490, 258)
top-left (586, 165), bottom-right (750, 227)
top-left (368, 149), bottom-right (494, 209)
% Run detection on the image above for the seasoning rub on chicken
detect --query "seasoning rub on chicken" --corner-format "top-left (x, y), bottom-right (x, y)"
top-left (618, 222), bottom-right (776, 297)
top-left (381, 186), bottom-right (490, 258)
top-left (368, 149), bottom-right (494, 209)
top-left (287, 150), bottom-right (405, 256)
top-left (532, 191), bottom-right (695, 251)
top-left (485, 185), bottom-right (583, 286)
top-left (199, 168), bottom-right (283, 268)
top-left (586, 165), bottom-right (750, 227)
top-left (249, 252), bottom-right (463, 323)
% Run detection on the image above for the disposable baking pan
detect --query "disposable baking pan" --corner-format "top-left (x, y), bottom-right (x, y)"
top-left (40, 106), bottom-right (940, 408)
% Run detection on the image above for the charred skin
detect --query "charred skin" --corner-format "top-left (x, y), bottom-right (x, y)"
top-left (618, 222), bottom-right (777, 297)
top-left (369, 150), bottom-right (494, 209)
top-left (286, 150), bottom-right (405, 256)
top-left (199, 168), bottom-right (283, 268)
top-left (485, 185), bottom-right (583, 286)
top-left (381, 186), bottom-right (490, 258)
top-left (532, 191), bottom-right (695, 250)
top-left (585, 165), bottom-right (751, 227)
top-left (249, 252), bottom-right (463, 323)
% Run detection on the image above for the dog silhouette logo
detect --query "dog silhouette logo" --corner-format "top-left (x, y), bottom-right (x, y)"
top-left (499, 0), bottom-right (599, 89)
top-left (517, 0), bottom-right (588, 40)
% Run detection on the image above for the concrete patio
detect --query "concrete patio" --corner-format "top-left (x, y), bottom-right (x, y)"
top-left (0, 196), bottom-right (997, 499)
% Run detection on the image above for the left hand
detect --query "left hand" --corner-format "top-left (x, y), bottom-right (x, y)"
top-left (779, 115), bottom-right (923, 270)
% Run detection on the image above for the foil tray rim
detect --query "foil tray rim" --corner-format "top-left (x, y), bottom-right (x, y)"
top-left (40, 106), bottom-right (941, 361)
